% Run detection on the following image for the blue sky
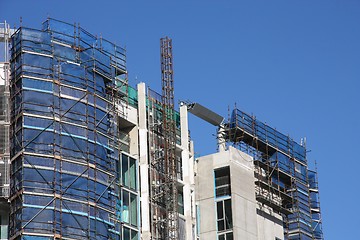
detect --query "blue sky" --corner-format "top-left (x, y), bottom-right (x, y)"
top-left (2, 0), bottom-right (359, 239)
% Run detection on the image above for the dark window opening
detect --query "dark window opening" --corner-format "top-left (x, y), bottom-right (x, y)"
top-left (178, 187), bottom-right (184, 215)
top-left (214, 167), bottom-right (231, 197)
top-left (216, 199), bottom-right (233, 232)
top-left (218, 232), bottom-right (233, 240)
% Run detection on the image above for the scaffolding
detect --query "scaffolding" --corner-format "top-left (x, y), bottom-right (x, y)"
top-left (0, 21), bottom-right (12, 240)
top-left (0, 21), bottom-right (11, 200)
top-left (161, 37), bottom-right (178, 240)
top-left (148, 37), bottom-right (179, 240)
top-left (9, 18), bottom-right (139, 240)
top-left (225, 107), bottom-right (324, 240)
top-left (148, 87), bottom-right (167, 239)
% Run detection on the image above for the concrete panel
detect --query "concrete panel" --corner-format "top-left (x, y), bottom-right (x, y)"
top-left (257, 208), bottom-right (284, 240)
top-left (228, 146), bottom-right (253, 169)
top-left (137, 83), bottom-right (147, 128)
top-left (198, 198), bottom-right (216, 234)
top-left (126, 105), bottom-right (138, 126)
top-left (199, 231), bottom-right (217, 239)
top-left (129, 125), bottom-right (138, 156)
top-left (197, 147), bottom-right (288, 240)
top-left (196, 155), bottom-right (215, 201)
top-left (232, 194), bottom-right (258, 237)
top-left (211, 151), bottom-right (233, 170)
top-left (137, 82), bottom-right (151, 239)
top-left (234, 226), bottom-right (258, 240)
top-left (230, 161), bottom-right (256, 202)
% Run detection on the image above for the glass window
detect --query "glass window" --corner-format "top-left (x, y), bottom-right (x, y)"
top-left (122, 190), bottom-right (138, 227)
top-left (218, 232), bottom-right (233, 240)
top-left (224, 200), bottom-right (233, 229)
top-left (131, 229), bottom-right (138, 240)
top-left (130, 157), bottom-right (136, 190)
top-left (178, 187), bottom-right (184, 215)
top-left (214, 167), bottom-right (231, 197)
top-left (122, 190), bottom-right (129, 223)
top-left (123, 227), bottom-right (130, 240)
top-left (216, 199), bottom-right (233, 232)
top-left (217, 201), bottom-right (224, 220)
top-left (121, 153), bottom-right (137, 190)
top-left (226, 232), bottom-right (233, 240)
top-left (122, 154), bottom-right (129, 187)
top-left (130, 193), bottom-right (138, 226)
top-left (122, 227), bottom-right (138, 240)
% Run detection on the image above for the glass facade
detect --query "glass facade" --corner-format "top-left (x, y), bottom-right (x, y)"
top-left (9, 18), bottom-right (139, 240)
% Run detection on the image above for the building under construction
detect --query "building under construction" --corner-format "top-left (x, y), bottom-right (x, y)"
top-left (195, 107), bottom-right (323, 239)
top-left (0, 18), bottom-right (323, 240)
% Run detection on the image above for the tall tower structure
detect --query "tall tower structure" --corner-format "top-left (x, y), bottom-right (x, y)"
top-left (160, 37), bottom-right (178, 240)
top-left (148, 37), bottom-right (179, 240)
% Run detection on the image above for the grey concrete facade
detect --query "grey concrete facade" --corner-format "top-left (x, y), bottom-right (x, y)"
top-left (196, 146), bottom-right (284, 240)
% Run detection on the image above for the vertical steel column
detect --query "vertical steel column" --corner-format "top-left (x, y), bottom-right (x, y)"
top-left (160, 37), bottom-right (178, 240)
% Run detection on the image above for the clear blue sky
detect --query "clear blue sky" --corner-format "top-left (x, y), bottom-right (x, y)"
top-left (2, 0), bottom-right (359, 239)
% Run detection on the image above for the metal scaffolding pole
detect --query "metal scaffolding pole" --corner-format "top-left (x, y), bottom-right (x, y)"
top-left (160, 36), bottom-right (178, 240)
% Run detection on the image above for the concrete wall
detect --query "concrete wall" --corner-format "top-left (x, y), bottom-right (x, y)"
top-left (196, 146), bottom-right (285, 240)
top-left (180, 105), bottom-right (196, 240)
top-left (229, 147), bottom-right (259, 240)
top-left (196, 147), bottom-right (248, 239)
top-left (137, 83), bottom-right (151, 240)
top-left (195, 153), bottom-right (218, 238)
top-left (256, 207), bottom-right (284, 240)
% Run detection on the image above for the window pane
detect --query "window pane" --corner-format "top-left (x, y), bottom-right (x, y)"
top-left (131, 230), bottom-right (138, 240)
top-left (116, 157), bottom-right (120, 180)
top-left (123, 227), bottom-right (130, 240)
top-left (129, 157), bottom-right (136, 190)
top-left (224, 199), bottom-right (233, 229)
top-left (215, 167), bottom-right (231, 197)
top-left (122, 190), bottom-right (129, 223)
top-left (122, 154), bottom-right (129, 187)
top-left (217, 201), bottom-right (223, 219)
top-left (217, 220), bottom-right (225, 231)
top-left (218, 234), bottom-right (225, 240)
top-left (178, 187), bottom-right (184, 215)
top-left (226, 232), bottom-right (233, 240)
top-left (130, 193), bottom-right (137, 226)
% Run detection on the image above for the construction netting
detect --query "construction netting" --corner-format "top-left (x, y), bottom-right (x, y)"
top-left (0, 83), bottom-right (10, 198)
top-left (9, 18), bottom-right (139, 240)
top-left (227, 108), bottom-right (323, 240)
top-left (230, 108), bottom-right (306, 162)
